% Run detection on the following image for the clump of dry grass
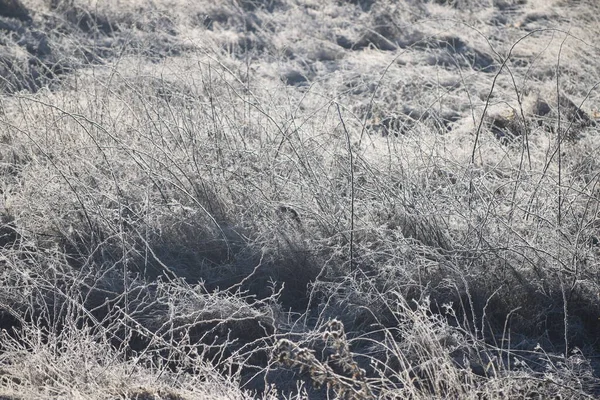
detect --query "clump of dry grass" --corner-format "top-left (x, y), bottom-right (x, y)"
top-left (274, 320), bottom-right (374, 399)
top-left (0, 316), bottom-right (273, 399)
top-left (273, 297), bottom-right (597, 399)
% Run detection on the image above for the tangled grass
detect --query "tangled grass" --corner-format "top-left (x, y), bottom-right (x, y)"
top-left (0, 0), bottom-right (600, 398)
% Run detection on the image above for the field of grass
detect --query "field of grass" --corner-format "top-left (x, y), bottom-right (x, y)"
top-left (1, 0), bottom-right (600, 398)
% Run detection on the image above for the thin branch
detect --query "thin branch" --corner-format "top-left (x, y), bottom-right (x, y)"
top-left (337, 103), bottom-right (355, 273)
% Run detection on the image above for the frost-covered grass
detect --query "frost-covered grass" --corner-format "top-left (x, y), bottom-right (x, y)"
top-left (0, 0), bottom-right (600, 398)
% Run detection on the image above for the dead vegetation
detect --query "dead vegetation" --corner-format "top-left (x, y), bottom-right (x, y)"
top-left (0, 0), bottom-right (600, 398)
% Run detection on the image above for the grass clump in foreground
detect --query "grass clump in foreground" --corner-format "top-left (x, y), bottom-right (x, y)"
top-left (1, 0), bottom-right (600, 398)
